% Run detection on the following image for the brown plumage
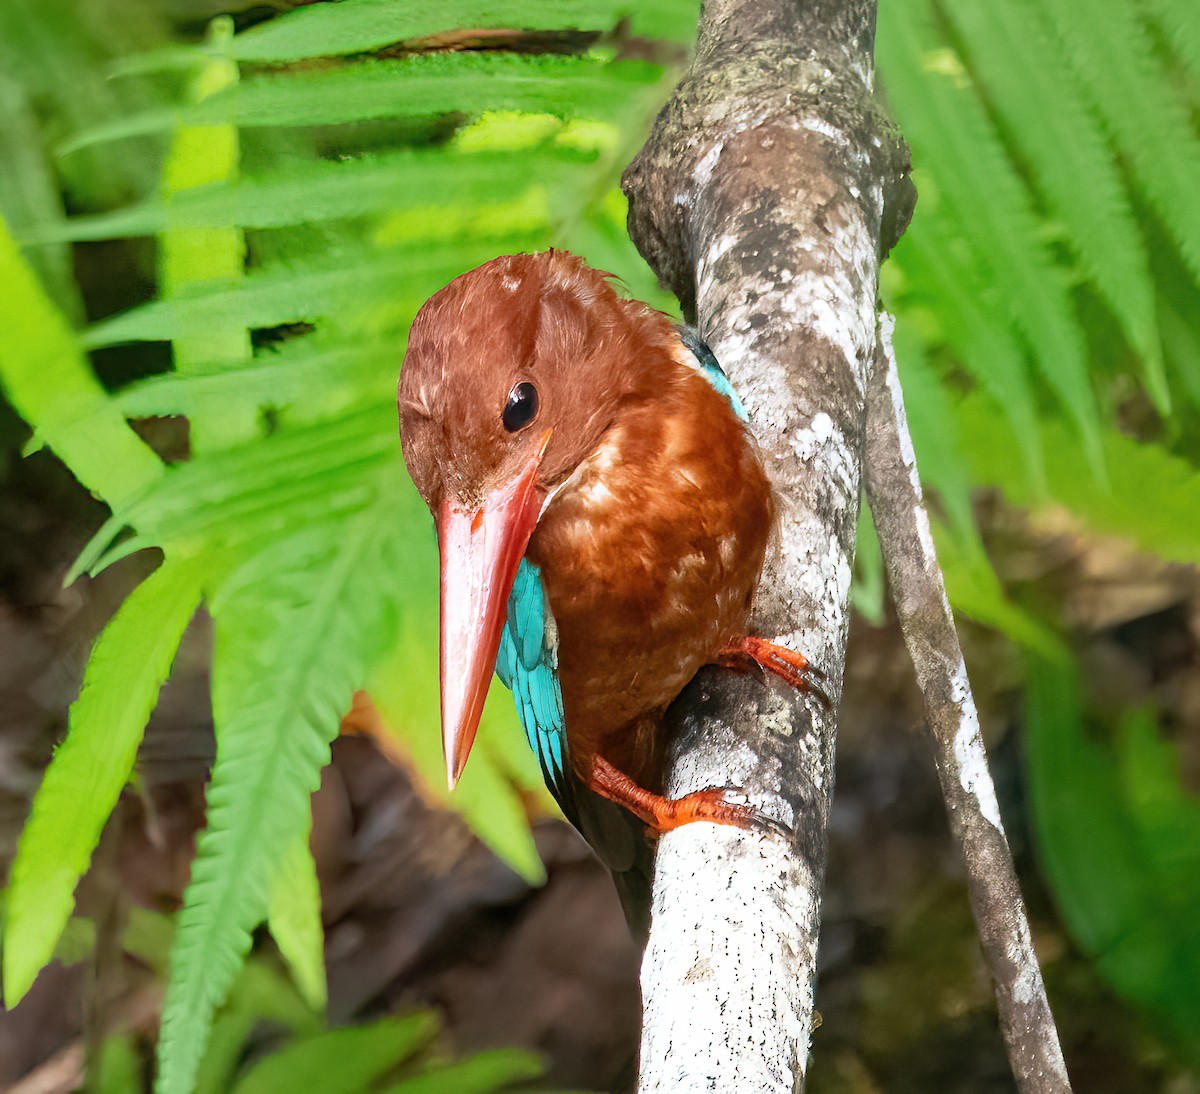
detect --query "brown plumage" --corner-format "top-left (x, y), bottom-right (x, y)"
top-left (399, 250), bottom-right (817, 856)
top-left (526, 358), bottom-right (772, 789)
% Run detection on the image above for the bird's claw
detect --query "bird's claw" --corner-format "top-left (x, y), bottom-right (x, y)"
top-left (645, 783), bottom-right (792, 841)
top-left (717, 635), bottom-right (832, 710)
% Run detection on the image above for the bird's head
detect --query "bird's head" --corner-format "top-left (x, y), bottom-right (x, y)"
top-left (398, 250), bottom-right (668, 788)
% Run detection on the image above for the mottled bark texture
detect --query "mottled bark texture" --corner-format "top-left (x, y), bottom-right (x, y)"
top-left (622, 0), bottom-right (912, 1089)
top-left (622, 0), bottom-right (1069, 1091)
top-left (864, 316), bottom-right (1071, 1091)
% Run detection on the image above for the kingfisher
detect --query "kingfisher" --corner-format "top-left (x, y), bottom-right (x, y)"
top-left (397, 251), bottom-right (823, 881)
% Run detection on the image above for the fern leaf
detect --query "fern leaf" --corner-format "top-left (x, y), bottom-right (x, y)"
top-left (62, 53), bottom-right (661, 153)
top-left (888, 318), bottom-right (1063, 656)
top-left (194, 957), bottom-right (324, 1094)
top-left (114, 339), bottom-right (388, 423)
top-left (160, 15), bottom-right (254, 452)
top-left (1041, 0), bottom-right (1200, 283)
top-left (0, 75), bottom-right (81, 321)
top-left (935, 527), bottom-right (1066, 658)
top-left (232, 0), bottom-right (698, 63)
top-left (1025, 662), bottom-right (1200, 1050)
top-left (229, 1015), bottom-right (437, 1094)
top-left (267, 824), bottom-right (327, 1013)
top-left (3, 557), bottom-right (202, 1005)
top-left (954, 392), bottom-right (1200, 569)
top-left (0, 217), bottom-right (162, 507)
top-left (943, 0), bottom-right (1167, 414)
top-left (0, 0), bottom-right (166, 208)
top-left (155, 489), bottom-right (405, 1094)
top-left (877, 0), bottom-right (1105, 474)
top-left (890, 312), bottom-right (978, 539)
top-left (889, 204), bottom-right (1044, 491)
top-left (103, 403), bottom-right (396, 562)
top-left (1146, 0), bottom-right (1200, 82)
top-left (25, 147), bottom-right (588, 243)
top-left (383, 1048), bottom-right (542, 1094)
top-left (81, 238), bottom-right (531, 350)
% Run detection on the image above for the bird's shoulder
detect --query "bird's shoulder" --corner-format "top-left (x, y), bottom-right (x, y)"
top-left (673, 325), bottom-right (748, 421)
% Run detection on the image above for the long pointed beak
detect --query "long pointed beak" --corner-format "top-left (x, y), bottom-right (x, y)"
top-left (438, 433), bottom-right (550, 790)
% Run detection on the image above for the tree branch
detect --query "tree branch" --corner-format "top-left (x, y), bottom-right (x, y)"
top-left (863, 315), bottom-right (1072, 1092)
top-left (622, 0), bottom-right (912, 1088)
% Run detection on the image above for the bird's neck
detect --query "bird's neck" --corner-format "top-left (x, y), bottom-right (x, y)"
top-left (536, 356), bottom-right (698, 522)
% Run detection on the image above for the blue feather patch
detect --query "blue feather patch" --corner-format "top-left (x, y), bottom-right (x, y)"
top-left (495, 558), bottom-right (568, 803)
top-left (677, 324), bottom-right (749, 421)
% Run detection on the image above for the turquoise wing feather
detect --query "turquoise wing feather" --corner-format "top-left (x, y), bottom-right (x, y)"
top-left (495, 557), bottom-right (569, 806)
top-left (677, 324), bottom-right (749, 421)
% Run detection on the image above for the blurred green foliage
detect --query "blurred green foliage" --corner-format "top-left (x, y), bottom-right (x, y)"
top-left (1027, 662), bottom-right (1200, 1066)
top-left (0, 0), bottom-right (1197, 1088)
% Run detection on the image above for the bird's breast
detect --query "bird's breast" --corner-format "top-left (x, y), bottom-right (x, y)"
top-left (527, 372), bottom-right (773, 784)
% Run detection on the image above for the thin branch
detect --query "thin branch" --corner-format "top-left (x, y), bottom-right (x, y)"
top-left (622, 1), bottom-right (913, 1088)
top-left (863, 314), bottom-right (1072, 1092)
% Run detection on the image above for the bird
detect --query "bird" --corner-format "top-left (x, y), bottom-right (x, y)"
top-left (397, 250), bottom-right (823, 898)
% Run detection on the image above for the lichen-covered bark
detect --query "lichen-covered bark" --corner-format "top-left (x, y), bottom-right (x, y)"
top-left (864, 316), bottom-right (1071, 1092)
top-left (622, 0), bottom-right (913, 1088)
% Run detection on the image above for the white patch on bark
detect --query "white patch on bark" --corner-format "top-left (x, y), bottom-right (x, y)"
top-left (1009, 913), bottom-right (1042, 1006)
top-left (693, 140), bottom-right (725, 192)
top-left (950, 656), bottom-right (1004, 832)
top-left (881, 315), bottom-right (919, 490)
top-left (796, 116), bottom-right (849, 145)
top-left (697, 209), bottom-right (877, 416)
top-left (786, 415), bottom-right (857, 507)
top-left (914, 503), bottom-right (938, 566)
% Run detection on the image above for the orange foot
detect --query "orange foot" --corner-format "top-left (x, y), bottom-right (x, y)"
top-left (586, 755), bottom-right (789, 838)
top-left (717, 635), bottom-right (830, 707)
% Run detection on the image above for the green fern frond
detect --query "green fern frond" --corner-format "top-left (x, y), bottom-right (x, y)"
top-left (267, 823), bottom-right (327, 1013)
top-left (0, 75), bottom-right (81, 319)
top-left (229, 1015), bottom-right (438, 1094)
top-left (1146, 0), bottom-right (1200, 81)
top-left (943, 0), bottom-right (1167, 414)
top-left (383, 1048), bottom-right (543, 1094)
top-left (955, 392), bottom-right (1200, 568)
top-left (231, 0), bottom-right (698, 63)
top-left (62, 53), bottom-right (661, 153)
top-left (877, 0), bottom-right (1105, 475)
top-left (1041, 0), bottom-right (1200, 283)
top-left (3, 557), bottom-right (202, 1006)
top-left (156, 488), bottom-right (406, 1094)
top-left (0, 0), bottom-right (167, 208)
top-left (1026, 664), bottom-right (1200, 1051)
top-left (80, 238), bottom-right (532, 350)
top-left (88, 403), bottom-right (398, 572)
top-left (890, 311), bottom-right (977, 539)
top-left (0, 217), bottom-right (162, 507)
top-left (888, 316), bottom-right (1064, 656)
top-left (26, 147), bottom-right (591, 243)
top-left (160, 15), bottom-right (254, 452)
top-left (888, 203), bottom-right (1044, 491)
top-left (193, 955), bottom-right (323, 1094)
top-left (114, 338), bottom-right (388, 424)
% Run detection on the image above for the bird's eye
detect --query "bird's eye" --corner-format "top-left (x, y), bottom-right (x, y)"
top-left (502, 382), bottom-right (539, 433)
